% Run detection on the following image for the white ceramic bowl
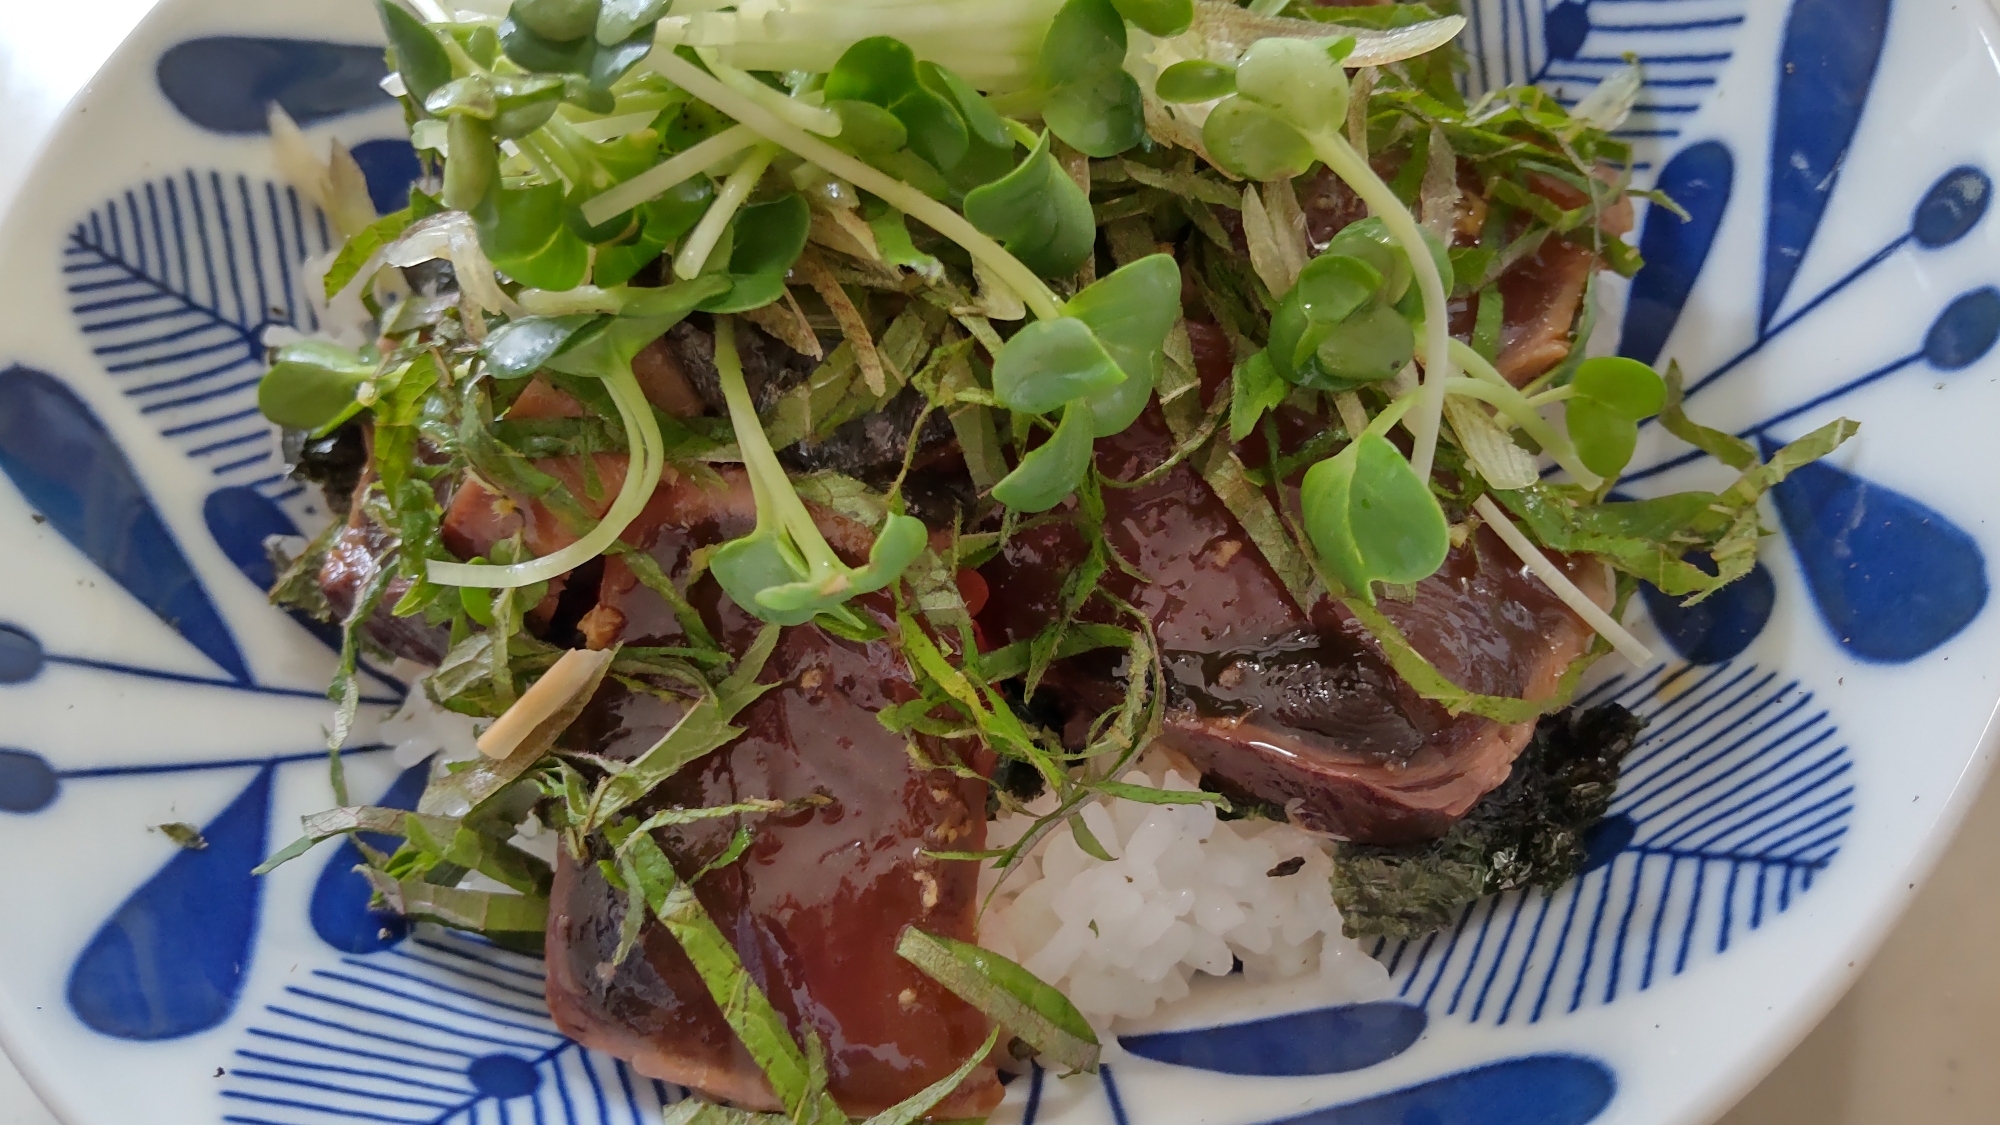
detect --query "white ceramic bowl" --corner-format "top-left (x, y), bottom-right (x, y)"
top-left (4, 2), bottom-right (1999, 1124)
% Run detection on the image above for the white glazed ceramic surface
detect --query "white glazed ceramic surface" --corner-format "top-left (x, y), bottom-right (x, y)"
top-left (2, 2), bottom-right (1998, 1125)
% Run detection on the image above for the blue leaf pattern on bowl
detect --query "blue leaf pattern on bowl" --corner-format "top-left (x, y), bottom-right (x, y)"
top-left (1761, 438), bottom-right (1990, 662)
top-left (156, 37), bottom-right (393, 135)
top-left (67, 765), bottom-right (274, 1040)
top-left (1076, 1057), bottom-right (1615, 1125)
top-left (1250, 1056), bottom-right (1614, 1125)
top-left (6, 8), bottom-right (1997, 1124)
top-left (1118, 1003), bottom-right (1426, 1077)
top-left (1461, 0), bottom-right (1745, 169)
top-left (1620, 141), bottom-right (1733, 368)
top-left (65, 173), bottom-right (327, 501)
top-left (1640, 557), bottom-right (1776, 667)
top-left (1621, 161), bottom-right (1997, 663)
top-left (204, 483), bottom-right (350, 655)
top-left (1763, 0), bottom-right (1892, 329)
top-left (0, 748), bottom-right (60, 815)
top-left (218, 930), bottom-right (684, 1125)
top-left (0, 364), bottom-right (251, 682)
top-left (350, 137), bottom-right (426, 215)
top-left (0, 622), bottom-right (46, 685)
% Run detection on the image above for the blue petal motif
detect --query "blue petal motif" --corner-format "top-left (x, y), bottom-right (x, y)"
top-left (1761, 438), bottom-right (1988, 662)
top-left (468, 1054), bottom-right (544, 1099)
top-left (0, 622), bottom-right (44, 683)
top-left (156, 37), bottom-right (391, 135)
top-left (310, 763), bottom-right (430, 952)
top-left (1763, 0), bottom-right (1893, 329)
top-left (0, 366), bottom-right (251, 682)
top-left (203, 486), bottom-right (296, 587)
top-left (1543, 2), bottom-right (1591, 62)
top-left (1912, 166), bottom-right (1992, 249)
top-left (1118, 1002), bottom-right (1425, 1076)
top-left (1924, 287), bottom-right (2000, 371)
top-left (1621, 142), bottom-right (1734, 367)
top-left (0, 750), bottom-right (60, 814)
top-left (350, 138), bottom-right (425, 216)
top-left (1640, 556), bottom-right (1777, 666)
top-left (68, 765), bottom-right (273, 1039)
top-left (1259, 1055), bottom-right (1613, 1125)
top-left (1578, 813), bottom-right (1638, 875)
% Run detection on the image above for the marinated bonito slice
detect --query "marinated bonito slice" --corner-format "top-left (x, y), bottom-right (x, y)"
top-left (978, 329), bottom-right (1605, 844)
top-left (443, 440), bottom-right (999, 1116)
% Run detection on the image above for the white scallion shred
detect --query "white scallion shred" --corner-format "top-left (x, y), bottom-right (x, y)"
top-left (696, 50), bottom-right (844, 138)
top-left (474, 648), bottom-right (617, 760)
top-left (660, 0), bottom-right (1067, 91)
top-left (645, 49), bottom-right (1066, 320)
top-left (1240, 183), bottom-right (1306, 296)
top-left (383, 213), bottom-right (523, 319)
top-left (1570, 61), bottom-right (1644, 133)
top-left (1191, 2), bottom-right (1467, 68)
top-left (567, 111), bottom-right (671, 142)
top-left (1442, 397), bottom-right (1540, 490)
top-left (268, 106), bottom-right (379, 237)
top-left (1419, 123), bottom-right (1462, 242)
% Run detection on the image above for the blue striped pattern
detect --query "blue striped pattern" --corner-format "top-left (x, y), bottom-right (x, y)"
top-left (65, 171), bottom-right (332, 501)
top-left (1371, 663), bottom-right (1851, 1025)
top-left (1462, 0), bottom-right (1746, 168)
top-left (221, 932), bottom-right (681, 1125)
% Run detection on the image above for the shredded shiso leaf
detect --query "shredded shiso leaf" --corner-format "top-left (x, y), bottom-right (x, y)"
top-left (897, 927), bottom-right (1101, 1074)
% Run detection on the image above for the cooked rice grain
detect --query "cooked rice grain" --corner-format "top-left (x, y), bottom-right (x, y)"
top-left (979, 754), bottom-right (1391, 1027)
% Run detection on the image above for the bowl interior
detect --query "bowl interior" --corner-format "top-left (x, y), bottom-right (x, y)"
top-left (4, 3), bottom-right (2000, 1125)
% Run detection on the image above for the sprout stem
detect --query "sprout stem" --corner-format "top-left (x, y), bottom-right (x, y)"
top-left (582, 124), bottom-right (760, 227)
top-left (1308, 131), bottom-right (1453, 482)
top-left (646, 49), bottom-right (1066, 321)
top-left (695, 51), bottom-right (844, 138)
top-left (713, 318), bottom-right (842, 576)
top-left (674, 142), bottom-right (779, 280)
top-left (1441, 339), bottom-right (1601, 487)
top-left (1472, 495), bottom-right (1653, 667)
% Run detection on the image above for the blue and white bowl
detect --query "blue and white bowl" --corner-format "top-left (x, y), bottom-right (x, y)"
top-left (3, 1), bottom-right (1998, 1123)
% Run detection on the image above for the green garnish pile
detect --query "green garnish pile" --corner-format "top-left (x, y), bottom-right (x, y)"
top-left (252, 0), bottom-right (1858, 1113)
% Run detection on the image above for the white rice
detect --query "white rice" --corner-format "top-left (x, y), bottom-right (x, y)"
top-left (979, 750), bottom-right (1391, 1029)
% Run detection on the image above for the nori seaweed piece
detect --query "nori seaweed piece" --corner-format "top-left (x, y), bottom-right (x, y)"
top-left (1328, 702), bottom-right (1645, 940)
top-left (281, 421), bottom-right (368, 518)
